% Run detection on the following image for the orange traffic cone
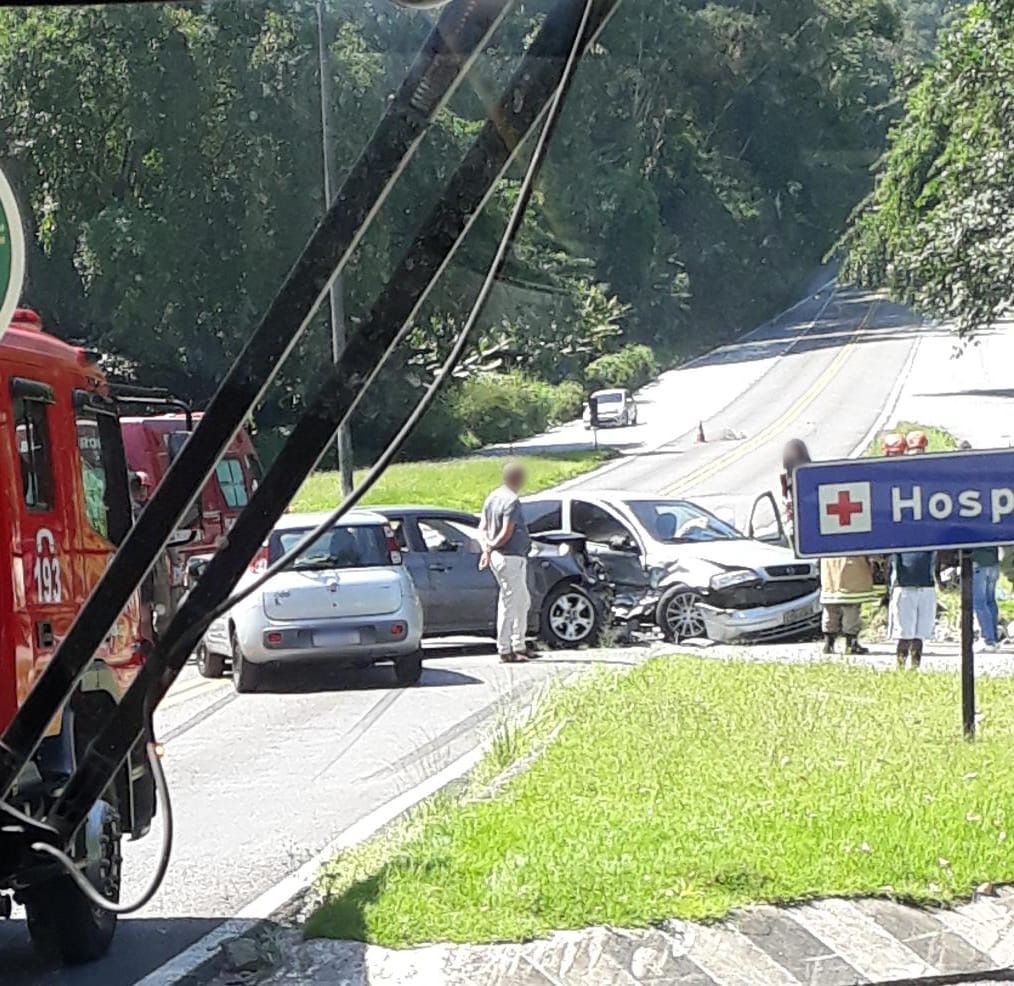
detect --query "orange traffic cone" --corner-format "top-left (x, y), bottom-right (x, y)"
top-left (696, 421), bottom-right (706, 443)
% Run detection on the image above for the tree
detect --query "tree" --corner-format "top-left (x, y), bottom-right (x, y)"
top-left (0, 0), bottom-right (919, 460)
top-left (841, 0), bottom-right (1013, 337)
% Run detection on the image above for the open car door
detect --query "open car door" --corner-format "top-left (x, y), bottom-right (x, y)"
top-left (747, 491), bottom-right (789, 547)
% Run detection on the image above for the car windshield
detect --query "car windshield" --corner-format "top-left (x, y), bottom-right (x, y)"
top-left (268, 524), bottom-right (389, 569)
top-left (626, 500), bottom-right (744, 543)
top-left (594, 394), bottom-right (623, 404)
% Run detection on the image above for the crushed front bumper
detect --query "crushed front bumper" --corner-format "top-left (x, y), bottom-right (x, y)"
top-left (698, 590), bottom-right (821, 644)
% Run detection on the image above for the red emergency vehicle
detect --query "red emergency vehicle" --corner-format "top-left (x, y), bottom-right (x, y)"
top-left (0, 308), bottom-right (156, 960)
top-left (119, 413), bottom-right (262, 600)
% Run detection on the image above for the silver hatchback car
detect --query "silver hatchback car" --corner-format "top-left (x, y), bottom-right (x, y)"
top-left (196, 510), bottom-right (424, 692)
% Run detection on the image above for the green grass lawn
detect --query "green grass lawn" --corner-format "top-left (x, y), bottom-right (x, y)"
top-left (290, 450), bottom-right (609, 514)
top-left (306, 656), bottom-right (1014, 947)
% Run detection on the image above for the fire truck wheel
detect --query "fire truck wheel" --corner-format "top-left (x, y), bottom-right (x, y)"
top-left (231, 628), bottom-right (261, 693)
top-left (394, 651), bottom-right (424, 685)
top-left (196, 641), bottom-right (225, 679)
top-left (24, 800), bottom-right (121, 964)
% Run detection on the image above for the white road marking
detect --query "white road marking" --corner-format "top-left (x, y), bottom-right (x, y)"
top-left (849, 327), bottom-right (923, 457)
top-left (791, 898), bottom-right (935, 981)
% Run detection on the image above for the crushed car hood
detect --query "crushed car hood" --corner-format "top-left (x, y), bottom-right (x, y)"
top-left (646, 537), bottom-right (813, 579)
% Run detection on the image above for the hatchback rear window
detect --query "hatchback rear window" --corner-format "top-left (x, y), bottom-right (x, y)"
top-left (595, 394), bottom-right (622, 404)
top-left (269, 524), bottom-right (390, 569)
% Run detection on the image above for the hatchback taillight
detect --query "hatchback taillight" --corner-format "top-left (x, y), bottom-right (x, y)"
top-left (383, 525), bottom-right (402, 564)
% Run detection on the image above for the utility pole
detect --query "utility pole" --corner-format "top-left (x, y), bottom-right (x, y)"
top-left (316, 0), bottom-right (354, 497)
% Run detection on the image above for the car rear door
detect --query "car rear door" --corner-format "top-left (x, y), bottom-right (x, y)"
top-left (416, 516), bottom-right (496, 634)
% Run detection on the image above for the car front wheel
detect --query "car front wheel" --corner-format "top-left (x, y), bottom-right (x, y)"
top-left (196, 641), bottom-right (225, 679)
top-left (656, 585), bottom-right (706, 642)
top-left (541, 582), bottom-right (600, 649)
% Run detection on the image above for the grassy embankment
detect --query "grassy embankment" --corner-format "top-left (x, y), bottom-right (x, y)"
top-left (290, 450), bottom-right (610, 514)
top-left (306, 655), bottom-right (1014, 947)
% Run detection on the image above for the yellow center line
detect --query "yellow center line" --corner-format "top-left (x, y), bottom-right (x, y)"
top-left (662, 302), bottom-right (879, 496)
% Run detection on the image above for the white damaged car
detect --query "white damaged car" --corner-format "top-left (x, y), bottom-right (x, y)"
top-left (521, 491), bottom-right (820, 643)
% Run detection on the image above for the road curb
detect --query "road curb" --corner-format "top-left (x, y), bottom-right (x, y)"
top-left (135, 745), bottom-right (485, 986)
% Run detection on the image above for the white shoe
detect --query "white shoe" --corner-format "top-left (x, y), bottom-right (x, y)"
top-left (976, 641), bottom-right (999, 654)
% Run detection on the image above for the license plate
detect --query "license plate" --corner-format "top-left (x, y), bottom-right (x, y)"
top-left (312, 629), bottom-right (361, 648)
top-left (782, 603), bottom-right (817, 626)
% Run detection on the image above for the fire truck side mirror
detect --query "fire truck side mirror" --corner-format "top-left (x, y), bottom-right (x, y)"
top-left (167, 431), bottom-right (190, 461)
top-left (166, 431), bottom-right (201, 532)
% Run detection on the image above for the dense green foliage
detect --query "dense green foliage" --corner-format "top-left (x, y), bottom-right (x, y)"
top-left (450, 372), bottom-right (584, 449)
top-left (0, 0), bottom-right (939, 460)
top-left (842, 0), bottom-right (1011, 337)
top-left (585, 343), bottom-right (658, 392)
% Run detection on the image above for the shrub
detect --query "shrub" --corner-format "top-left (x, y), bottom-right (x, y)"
top-left (452, 372), bottom-right (584, 448)
top-left (585, 344), bottom-right (659, 393)
top-left (546, 379), bottom-right (585, 423)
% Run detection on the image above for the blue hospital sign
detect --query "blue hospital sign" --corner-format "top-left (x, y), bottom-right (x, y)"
top-left (793, 450), bottom-right (1014, 557)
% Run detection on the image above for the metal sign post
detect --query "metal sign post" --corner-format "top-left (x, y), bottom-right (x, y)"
top-left (961, 550), bottom-right (975, 738)
top-left (0, 167), bottom-right (26, 341)
top-left (792, 449), bottom-right (1014, 739)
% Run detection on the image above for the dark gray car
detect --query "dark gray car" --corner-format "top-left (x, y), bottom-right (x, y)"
top-left (372, 506), bottom-right (610, 649)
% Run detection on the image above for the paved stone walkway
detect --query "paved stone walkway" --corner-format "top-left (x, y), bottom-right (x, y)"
top-left (204, 890), bottom-right (1014, 985)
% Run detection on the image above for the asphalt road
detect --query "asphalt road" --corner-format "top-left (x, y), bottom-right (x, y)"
top-left (561, 285), bottom-right (926, 500)
top-left (0, 283), bottom-right (926, 985)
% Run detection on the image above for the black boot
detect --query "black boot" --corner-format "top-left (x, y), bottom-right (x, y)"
top-left (845, 635), bottom-right (869, 656)
top-left (896, 639), bottom-right (910, 671)
top-left (823, 633), bottom-right (837, 655)
top-left (910, 639), bottom-right (923, 669)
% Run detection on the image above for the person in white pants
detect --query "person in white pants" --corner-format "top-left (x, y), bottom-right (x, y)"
top-left (479, 462), bottom-right (535, 663)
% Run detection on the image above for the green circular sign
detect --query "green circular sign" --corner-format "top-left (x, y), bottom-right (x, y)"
top-left (0, 167), bottom-right (26, 342)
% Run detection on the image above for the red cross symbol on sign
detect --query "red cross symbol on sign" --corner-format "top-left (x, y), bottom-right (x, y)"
top-left (826, 490), bottom-right (864, 526)
top-left (817, 482), bottom-right (872, 536)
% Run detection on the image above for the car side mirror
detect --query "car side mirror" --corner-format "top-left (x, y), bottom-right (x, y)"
top-left (608, 534), bottom-right (639, 554)
top-left (164, 431), bottom-right (202, 531)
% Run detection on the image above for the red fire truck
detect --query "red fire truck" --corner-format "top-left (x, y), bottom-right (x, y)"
top-left (0, 308), bottom-right (157, 960)
top-left (120, 412), bottom-right (262, 596)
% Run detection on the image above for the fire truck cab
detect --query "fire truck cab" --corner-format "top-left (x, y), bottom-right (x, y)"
top-left (120, 413), bottom-right (262, 610)
top-left (0, 309), bottom-right (156, 962)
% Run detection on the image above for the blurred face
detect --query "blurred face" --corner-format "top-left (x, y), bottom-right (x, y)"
top-left (504, 466), bottom-right (526, 492)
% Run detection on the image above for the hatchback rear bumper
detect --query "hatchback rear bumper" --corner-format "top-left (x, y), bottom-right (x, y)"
top-left (243, 618), bottom-right (422, 664)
